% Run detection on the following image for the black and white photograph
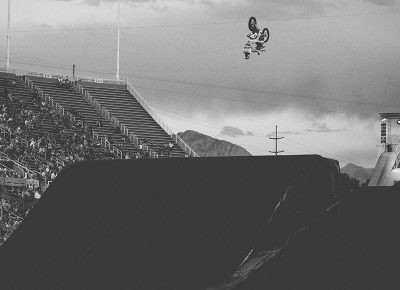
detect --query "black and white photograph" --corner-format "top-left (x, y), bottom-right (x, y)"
top-left (0, 0), bottom-right (399, 289)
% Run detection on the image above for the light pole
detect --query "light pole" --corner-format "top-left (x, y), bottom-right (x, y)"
top-left (6, 0), bottom-right (11, 70)
top-left (116, 0), bottom-right (120, 81)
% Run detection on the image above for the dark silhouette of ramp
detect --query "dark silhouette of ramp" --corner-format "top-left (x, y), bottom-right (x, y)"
top-left (235, 186), bottom-right (400, 289)
top-left (0, 155), bottom-right (339, 289)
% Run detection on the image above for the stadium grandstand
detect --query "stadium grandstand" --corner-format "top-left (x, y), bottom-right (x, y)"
top-left (0, 0), bottom-right (201, 245)
top-left (0, 66), bottom-right (199, 244)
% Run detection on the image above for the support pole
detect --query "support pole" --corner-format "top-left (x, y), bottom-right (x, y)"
top-left (116, 0), bottom-right (120, 81)
top-left (269, 125), bottom-right (284, 156)
top-left (6, 0), bottom-right (11, 70)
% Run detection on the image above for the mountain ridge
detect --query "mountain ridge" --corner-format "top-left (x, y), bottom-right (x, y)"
top-left (341, 163), bottom-right (374, 183)
top-left (178, 130), bottom-right (252, 157)
top-left (178, 130), bottom-right (374, 185)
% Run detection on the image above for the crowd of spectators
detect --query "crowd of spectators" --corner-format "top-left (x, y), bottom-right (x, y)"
top-left (0, 80), bottom-right (105, 244)
top-left (157, 141), bottom-right (174, 157)
top-left (0, 164), bottom-right (36, 246)
top-left (0, 164), bottom-right (41, 245)
top-left (0, 196), bottom-right (23, 246)
top-left (0, 78), bottom-right (183, 245)
top-left (0, 165), bottom-right (22, 179)
top-left (57, 77), bottom-right (72, 89)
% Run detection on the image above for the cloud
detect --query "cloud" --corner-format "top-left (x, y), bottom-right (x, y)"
top-left (267, 0), bottom-right (339, 13)
top-left (40, 24), bottom-right (53, 28)
top-left (53, 0), bottom-right (162, 7)
top-left (279, 130), bottom-right (301, 135)
top-left (267, 130), bottom-right (300, 138)
top-left (266, 122), bottom-right (342, 137)
top-left (83, 0), bottom-right (156, 6)
top-left (220, 126), bottom-right (246, 137)
top-left (363, 0), bottom-right (397, 5)
top-left (305, 121), bottom-right (344, 133)
top-left (53, 0), bottom-right (231, 7)
top-left (246, 131), bottom-right (254, 136)
top-left (10, 0), bottom-right (400, 123)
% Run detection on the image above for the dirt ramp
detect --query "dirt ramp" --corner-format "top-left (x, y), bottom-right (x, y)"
top-left (0, 155), bottom-right (339, 289)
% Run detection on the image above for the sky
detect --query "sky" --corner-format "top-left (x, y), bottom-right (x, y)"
top-left (1, 0), bottom-right (400, 167)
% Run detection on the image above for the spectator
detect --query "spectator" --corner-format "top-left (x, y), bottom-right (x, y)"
top-left (107, 135), bottom-right (113, 144)
top-left (34, 190), bottom-right (41, 199)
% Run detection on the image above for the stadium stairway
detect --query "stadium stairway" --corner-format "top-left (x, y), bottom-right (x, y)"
top-left (79, 82), bottom-right (186, 157)
top-left (25, 77), bottom-right (140, 158)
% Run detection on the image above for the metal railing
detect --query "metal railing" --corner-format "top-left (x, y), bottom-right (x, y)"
top-left (392, 144), bottom-right (400, 170)
top-left (75, 75), bottom-right (127, 86)
top-left (74, 82), bottom-right (158, 158)
top-left (24, 77), bottom-right (124, 160)
top-left (1, 66), bottom-right (101, 85)
top-left (1, 66), bottom-right (127, 86)
top-left (126, 79), bottom-right (199, 157)
top-left (2, 66), bottom-right (199, 157)
top-left (0, 125), bottom-right (28, 149)
top-left (0, 126), bottom-right (43, 175)
top-left (0, 151), bottom-right (40, 177)
top-left (0, 176), bottom-right (40, 188)
top-left (92, 131), bottom-right (123, 159)
top-left (25, 77), bottom-right (65, 115)
top-left (1, 124), bottom-right (62, 173)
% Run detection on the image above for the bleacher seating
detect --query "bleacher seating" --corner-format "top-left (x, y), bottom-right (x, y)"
top-left (0, 72), bottom-right (127, 244)
top-left (0, 71), bottom-right (193, 246)
top-left (0, 75), bottom-right (56, 136)
top-left (0, 74), bottom-right (124, 185)
top-left (28, 77), bottom-right (142, 158)
top-left (0, 75), bottom-right (54, 173)
top-left (79, 82), bottom-right (186, 157)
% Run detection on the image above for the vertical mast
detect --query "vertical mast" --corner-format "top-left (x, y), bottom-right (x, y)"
top-left (116, 0), bottom-right (120, 81)
top-left (6, 0), bottom-right (11, 70)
